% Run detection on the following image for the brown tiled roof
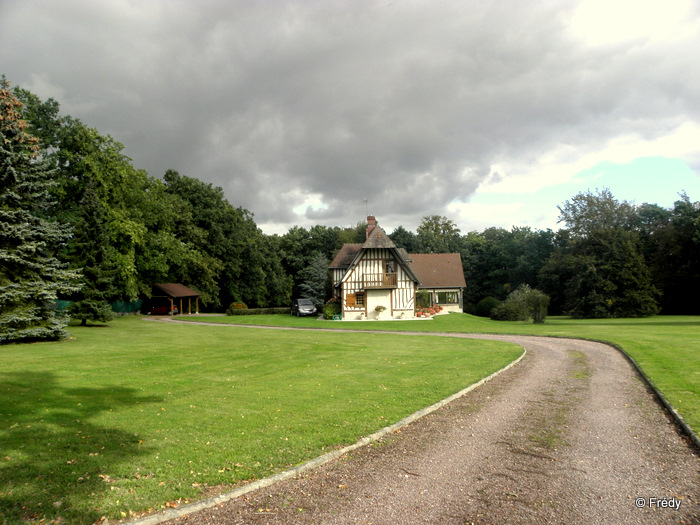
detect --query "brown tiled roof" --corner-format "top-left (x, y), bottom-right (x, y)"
top-left (363, 225), bottom-right (396, 249)
top-left (153, 283), bottom-right (201, 298)
top-left (329, 244), bottom-right (362, 268)
top-left (397, 248), bottom-right (412, 263)
top-left (329, 226), bottom-right (406, 268)
top-left (331, 220), bottom-right (470, 289)
top-left (409, 254), bottom-right (466, 288)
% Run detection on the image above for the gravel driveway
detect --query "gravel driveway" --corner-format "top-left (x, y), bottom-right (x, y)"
top-left (143, 328), bottom-right (700, 524)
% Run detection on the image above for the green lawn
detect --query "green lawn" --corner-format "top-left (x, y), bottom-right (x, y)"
top-left (0, 316), bottom-right (521, 523)
top-left (195, 312), bottom-right (700, 435)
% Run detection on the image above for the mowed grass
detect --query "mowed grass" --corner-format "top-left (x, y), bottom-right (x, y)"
top-left (0, 316), bottom-right (521, 523)
top-left (198, 313), bottom-right (700, 435)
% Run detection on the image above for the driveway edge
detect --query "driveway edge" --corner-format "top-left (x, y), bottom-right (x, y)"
top-left (602, 340), bottom-right (700, 451)
top-left (124, 348), bottom-right (527, 525)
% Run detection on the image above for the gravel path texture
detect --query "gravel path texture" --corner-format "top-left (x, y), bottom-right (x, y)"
top-left (143, 328), bottom-right (699, 524)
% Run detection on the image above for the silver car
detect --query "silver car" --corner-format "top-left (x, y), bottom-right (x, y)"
top-left (291, 298), bottom-right (317, 317)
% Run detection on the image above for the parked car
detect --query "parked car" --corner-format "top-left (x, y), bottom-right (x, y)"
top-left (291, 298), bottom-right (317, 317)
top-left (147, 305), bottom-right (179, 315)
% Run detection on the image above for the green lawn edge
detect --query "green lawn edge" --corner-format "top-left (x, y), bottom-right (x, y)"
top-left (0, 316), bottom-right (521, 523)
top-left (187, 312), bottom-right (700, 436)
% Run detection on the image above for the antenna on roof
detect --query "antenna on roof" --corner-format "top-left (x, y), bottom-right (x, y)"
top-left (361, 197), bottom-right (368, 217)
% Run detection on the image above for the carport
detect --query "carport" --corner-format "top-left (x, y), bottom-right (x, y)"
top-left (152, 283), bottom-right (201, 315)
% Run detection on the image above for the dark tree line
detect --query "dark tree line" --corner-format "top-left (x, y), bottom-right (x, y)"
top-left (386, 191), bottom-right (700, 318)
top-left (2, 77), bottom-right (699, 343)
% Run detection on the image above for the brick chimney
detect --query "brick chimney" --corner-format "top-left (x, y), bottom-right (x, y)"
top-left (366, 216), bottom-right (377, 240)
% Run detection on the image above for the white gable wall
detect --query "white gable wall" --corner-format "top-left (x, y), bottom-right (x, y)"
top-left (338, 248), bottom-right (416, 319)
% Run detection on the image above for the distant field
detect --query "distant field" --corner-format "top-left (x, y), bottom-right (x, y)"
top-left (191, 313), bottom-right (700, 436)
top-left (0, 316), bottom-right (520, 524)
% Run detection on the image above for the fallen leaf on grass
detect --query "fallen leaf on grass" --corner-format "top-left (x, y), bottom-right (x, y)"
top-left (98, 474), bottom-right (117, 483)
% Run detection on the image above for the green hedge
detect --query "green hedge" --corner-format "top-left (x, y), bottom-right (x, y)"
top-left (226, 307), bottom-right (290, 316)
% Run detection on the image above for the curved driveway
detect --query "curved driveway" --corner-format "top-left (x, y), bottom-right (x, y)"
top-left (149, 325), bottom-right (700, 524)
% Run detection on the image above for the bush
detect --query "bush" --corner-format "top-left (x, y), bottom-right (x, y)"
top-left (490, 285), bottom-right (550, 324)
top-left (322, 297), bottom-right (342, 319)
top-left (416, 304), bottom-right (443, 318)
top-left (490, 300), bottom-right (529, 321)
top-left (226, 307), bottom-right (289, 316)
top-left (229, 301), bottom-right (248, 310)
top-left (527, 288), bottom-right (550, 324)
top-left (475, 296), bottom-right (501, 317)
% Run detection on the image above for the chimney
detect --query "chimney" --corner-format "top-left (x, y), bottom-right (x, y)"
top-left (366, 216), bottom-right (377, 240)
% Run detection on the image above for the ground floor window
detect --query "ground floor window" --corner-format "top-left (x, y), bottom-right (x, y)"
top-left (437, 291), bottom-right (458, 304)
top-left (417, 289), bottom-right (460, 306)
top-left (416, 290), bottom-right (432, 308)
top-left (345, 292), bottom-right (365, 308)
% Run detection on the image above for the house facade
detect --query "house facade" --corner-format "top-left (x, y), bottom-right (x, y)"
top-left (410, 253), bottom-right (466, 313)
top-left (329, 216), bottom-right (466, 319)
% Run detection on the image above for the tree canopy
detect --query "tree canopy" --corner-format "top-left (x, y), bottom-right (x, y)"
top-left (5, 77), bottom-right (700, 328)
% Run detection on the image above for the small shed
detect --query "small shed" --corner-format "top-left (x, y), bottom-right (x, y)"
top-left (152, 283), bottom-right (201, 315)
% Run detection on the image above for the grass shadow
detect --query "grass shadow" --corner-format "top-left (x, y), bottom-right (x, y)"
top-left (0, 371), bottom-right (159, 524)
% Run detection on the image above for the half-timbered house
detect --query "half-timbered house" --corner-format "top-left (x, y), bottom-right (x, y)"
top-left (329, 216), bottom-right (466, 319)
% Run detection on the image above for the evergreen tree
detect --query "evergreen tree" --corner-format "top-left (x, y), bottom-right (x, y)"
top-left (0, 78), bottom-right (81, 343)
top-left (67, 180), bottom-right (116, 325)
top-left (299, 252), bottom-right (329, 306)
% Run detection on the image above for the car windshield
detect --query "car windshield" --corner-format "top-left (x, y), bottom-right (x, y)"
top-left (298, 299), bottom-right (313, 305)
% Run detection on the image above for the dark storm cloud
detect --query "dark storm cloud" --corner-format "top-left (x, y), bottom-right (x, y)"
top-left (1, 0), bottom-right (698, 233)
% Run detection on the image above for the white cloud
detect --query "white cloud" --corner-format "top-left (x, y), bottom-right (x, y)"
top-left (475, 121), bottom-right (700, 197)
top-left (292, 193), bottom-right (329, 216)
top-left (570, 0), bottom-right (695, 46)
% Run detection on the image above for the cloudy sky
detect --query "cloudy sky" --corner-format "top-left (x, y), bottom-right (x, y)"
top-left (2, 0), bottom-right (699, 235)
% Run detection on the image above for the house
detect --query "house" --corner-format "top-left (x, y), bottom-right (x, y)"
top-left (329, 216), bottom-right (466, 319)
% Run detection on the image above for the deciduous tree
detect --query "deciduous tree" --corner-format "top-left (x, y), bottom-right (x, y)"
top-left (542, 190), bottom-right (659, 318)
top-left (417, 215), bottom-right (461, 253)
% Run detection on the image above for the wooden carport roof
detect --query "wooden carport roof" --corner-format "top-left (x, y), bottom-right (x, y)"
top-left (152, 283), bottom-right (200, 314)
top-left (153, 283), bottom-right (201, 298)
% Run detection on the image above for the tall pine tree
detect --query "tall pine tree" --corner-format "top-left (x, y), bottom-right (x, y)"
top-left (0, 78), bottom-right (81, 343)
top-left (67, 179), bottom-right (117, 325)
top-left (299, 252), bottom-right (330, 307)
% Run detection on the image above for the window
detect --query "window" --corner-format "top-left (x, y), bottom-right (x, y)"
top-left (436, 291), bottom-right (458, 304)
top-left (346, 293), bottom-right (356, 307)
top-left (416, 290), bottom-right (433, 308)
top-left (346, 292), bottom-right (364, 308)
